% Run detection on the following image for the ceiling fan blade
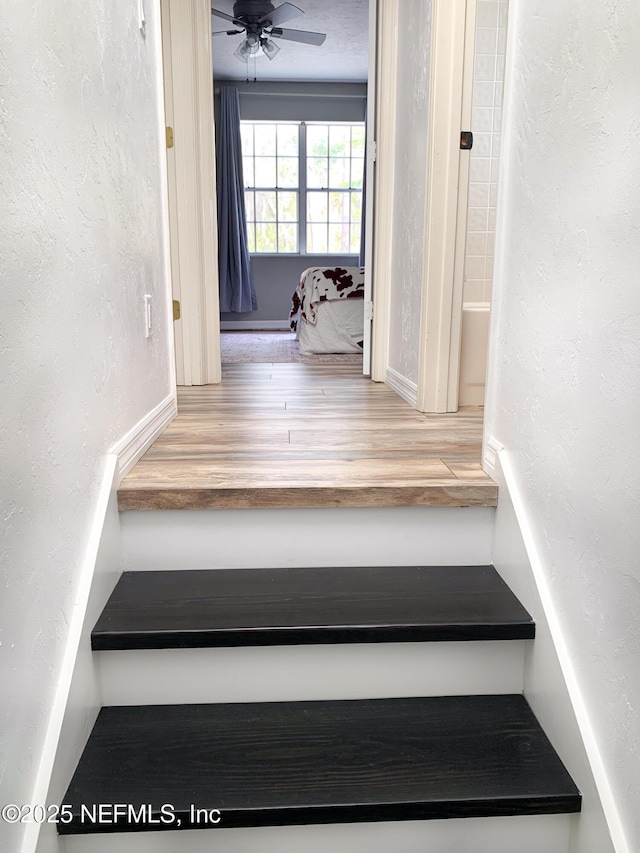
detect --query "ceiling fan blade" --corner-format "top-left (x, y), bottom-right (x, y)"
top-left (270, 27), bottom-right (326, 46)
top-left (212, 29), bottom-right (243, 35)
top-left (258, 3), bottom-right (304, 26)
top-left (211, 6), bottom-right (236, 23)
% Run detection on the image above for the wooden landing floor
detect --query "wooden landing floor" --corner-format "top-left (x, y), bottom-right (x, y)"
top-left (118, 363), bottom-right (497, 510)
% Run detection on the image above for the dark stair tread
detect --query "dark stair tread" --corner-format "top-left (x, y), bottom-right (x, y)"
top-left (92, 565), bottom-right (535, 650)
top-left (60, 695), bottom-right (580, 835)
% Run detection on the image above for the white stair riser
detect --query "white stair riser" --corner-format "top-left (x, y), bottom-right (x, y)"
top-left (96, 641), bottom-right (526, 705)
top-left (61, 814), bottom-right (572, 853)
top-left (121, 507), bottom-right (495, 571)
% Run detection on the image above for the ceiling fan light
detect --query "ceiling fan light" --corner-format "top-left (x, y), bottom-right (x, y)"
top-left (234, 36), bottom-right (260, 62)
top-left (234, 40), bottom-right (250, 62)
top-left (261, 38), bottom-right (280, 60)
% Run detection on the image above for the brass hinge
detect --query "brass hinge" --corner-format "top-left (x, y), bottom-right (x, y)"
top-left (166, 126), bottom-right (174, 149)
top-left (173, 299), bottom-right (181, 321)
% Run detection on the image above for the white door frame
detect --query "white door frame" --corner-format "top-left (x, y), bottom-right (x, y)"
top-left (161, 0), bottom-right (221, 386)
top-left (416, 0), bottom-right (475, 412)
top-left (159, 0), bottom-right (473, 403)
top-left (369, 0), bottom-right (475, 410)
top-left (447, 0), bottom-right (477, 411)
top-left (369, 0), bottom-right (398, 383)
top-left (361, 0), bottom-right (378, 376)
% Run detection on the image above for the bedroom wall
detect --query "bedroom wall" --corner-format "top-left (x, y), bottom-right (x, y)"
top-left (0, 2), bottom-right (172, 850)
top-left (386, 0), bottom-right (433, 388)
top-left (221, 254), bottom-right (360, 328)
top-left (215, 81), bottom-right (367, 326)
top-left (484, 0), bottom-right (640, 848)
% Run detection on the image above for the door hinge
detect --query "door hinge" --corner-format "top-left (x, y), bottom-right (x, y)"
top-left (460, 130), bottom-right (473, 150)
top-left (365, 300), bottom-right (374, 322)
top-left (173, 299), bottom-right (181, 321)
top-left (166, 126), bottom-right (174, 149)
top-left (368, 139), bottom-right (377, 163)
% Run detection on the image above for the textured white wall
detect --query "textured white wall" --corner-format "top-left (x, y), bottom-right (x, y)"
top-left (0, 1), bottom-right (172, 849)
top-left (485, 1), bottom-right (640, 849)
top-left (387, 0), bottom-right (432, 385)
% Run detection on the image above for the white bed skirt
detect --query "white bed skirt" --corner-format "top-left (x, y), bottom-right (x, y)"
top-left (297, 299), bottom-right (364, 355)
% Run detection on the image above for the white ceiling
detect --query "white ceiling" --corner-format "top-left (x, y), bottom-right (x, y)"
top-left (211, 0), bottom-right (369, 83)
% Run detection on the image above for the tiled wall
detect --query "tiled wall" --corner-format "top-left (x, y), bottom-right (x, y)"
top-left (464, 0), bottom-right (508, 304)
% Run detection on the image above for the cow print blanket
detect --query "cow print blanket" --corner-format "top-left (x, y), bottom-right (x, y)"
top-left (289, 266), bottom-right (365, 331)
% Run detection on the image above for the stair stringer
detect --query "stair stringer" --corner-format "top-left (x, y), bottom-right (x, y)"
top-left (33, 456), bottom-right (123, 853)
top-left (488, 450), bottom-right (616, 853)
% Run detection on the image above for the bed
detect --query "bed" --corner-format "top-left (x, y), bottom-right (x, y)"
top-left (289, 266), bottom-right (365, 354)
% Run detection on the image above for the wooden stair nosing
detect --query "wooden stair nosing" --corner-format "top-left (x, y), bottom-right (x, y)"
top-left (116, 484), bottom-right (499, 512)
top-left (92, 622), bottom-right (535, 650)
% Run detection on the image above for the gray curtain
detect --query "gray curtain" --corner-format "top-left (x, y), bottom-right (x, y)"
top-left (216, 86), bottom-right (257, 312)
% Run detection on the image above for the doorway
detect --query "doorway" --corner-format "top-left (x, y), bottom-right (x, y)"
top-left (161, 0), bottom-right (377, 382)
top-left (159, 0), bottom-right (502, 414)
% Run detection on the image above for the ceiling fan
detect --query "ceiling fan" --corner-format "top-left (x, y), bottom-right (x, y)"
top-left (212, 1), bottom-right (327, 63)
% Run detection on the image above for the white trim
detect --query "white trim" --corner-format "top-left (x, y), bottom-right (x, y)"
top-left (361, 0), bottom-right (378, 376)
top-left (369, 0), bottom-right (398, 383)
top-left (161, 0), bottom-right (184, 385)
top-left (496, 448), bottom-right (630, 853)
top-left (385, 366), bottom-right (418, 408)
top-left (416, 0), bottom-right (469, 413)
top-left (110, 393), bottom-right (177, 480)
top-left (194, 0), bottom-right (221, 385)
top-left (156, 1), bottom-right (178, 392)
top-left (23, 456), bottom-right (119, 853)
top-left (161, 0), bottom-right (221, 387)
top-left (446, 0), bottom-right (477, 411)
top-left (220, 320), bottom-right (291, 331)
top-left (483, 436), bottom-right (504, 472)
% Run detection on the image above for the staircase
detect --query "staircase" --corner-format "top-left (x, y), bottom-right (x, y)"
top-left (56, 367), bottom-right (580, 851)
top-left (59, 559), bottom-right (580, 853)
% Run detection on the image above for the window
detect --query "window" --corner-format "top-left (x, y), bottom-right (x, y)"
top-left (241, 122), bottom-right (299, 254)
top-left (241, 121), bottom-right (365, 255)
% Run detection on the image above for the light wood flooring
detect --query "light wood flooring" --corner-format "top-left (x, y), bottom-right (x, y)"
top-left (118, 363), bottom-right (497, 510)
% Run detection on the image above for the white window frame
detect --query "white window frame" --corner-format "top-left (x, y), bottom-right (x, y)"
top-left (241, 119), bottom-right (365, 257)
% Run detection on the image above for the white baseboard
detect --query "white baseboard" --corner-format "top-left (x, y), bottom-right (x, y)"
top-left (220, 320), bottom-right (291, 331)
top-left (28, 456), bottom-right (122, 853)
top-left (492, 448), bottom-right (623, 853)
top-left (385, 367), bottom-right (418, 408)
top-left (483, 436), bottom-right (504, 472)
top-left (110, 392), bottom-right (176, 480)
